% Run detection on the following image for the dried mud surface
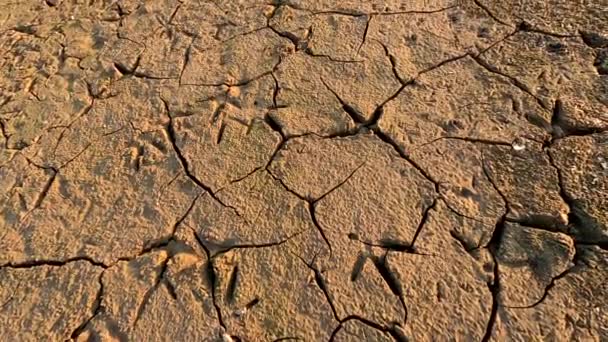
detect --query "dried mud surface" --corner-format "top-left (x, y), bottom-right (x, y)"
top-left (0, 0), bottom-right (607, 341)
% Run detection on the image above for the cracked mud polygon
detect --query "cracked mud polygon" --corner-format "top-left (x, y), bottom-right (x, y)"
top-left (1, 0), bottom-right (607, 341)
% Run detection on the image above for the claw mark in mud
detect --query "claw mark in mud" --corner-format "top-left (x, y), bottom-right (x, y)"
top-left (371, 253), bottom-right (407, 321)
top-left (216, 121), bottom-right (228, 145)
top-left (350, 252), bottom-right (368, 282)
top-left (357, 15), bottom-right (372, 54)
top-left (32, 168), bottom-right (57, 210)
top-left (226, 264), bottom-right (240, 304)
top-left (408, 199), bottom-right (438, 252)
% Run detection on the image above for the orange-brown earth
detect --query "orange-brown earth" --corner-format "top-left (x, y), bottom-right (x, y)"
top-left (0, 0), bottom-right (607, 341)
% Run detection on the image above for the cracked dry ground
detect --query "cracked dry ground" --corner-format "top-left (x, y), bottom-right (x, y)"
top-left (1, 1), bottom-right (608, 341)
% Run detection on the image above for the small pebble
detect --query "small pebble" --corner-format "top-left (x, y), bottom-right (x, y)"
top-left (234, 308), bottom-right (247, 317)
top-left (512, 138), bottom-right (526, 151)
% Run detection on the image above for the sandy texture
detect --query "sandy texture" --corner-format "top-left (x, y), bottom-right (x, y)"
top-left (0, 0), bottom-right (606, 341)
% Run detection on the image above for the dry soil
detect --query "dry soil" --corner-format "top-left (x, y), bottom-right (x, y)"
top-left (0, 0), bottom-right (607, 341)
